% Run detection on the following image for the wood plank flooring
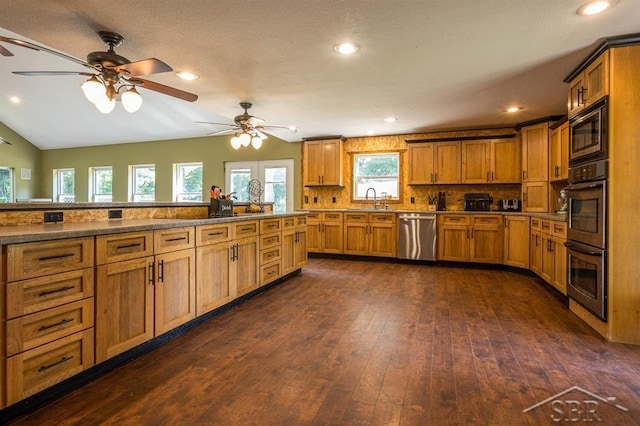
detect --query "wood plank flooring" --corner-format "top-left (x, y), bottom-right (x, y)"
top-left (6, 258), bottom-right (640, 425)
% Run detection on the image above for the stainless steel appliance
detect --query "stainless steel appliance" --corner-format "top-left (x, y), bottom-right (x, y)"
top-left (498, 199), bottom-right (520, 212)
top-left (464, 193), bottom-right (492, 211)
top-left (569, 96), bottom-right (607, 165)
top-left (398, 213), bottom-right (437, 260)
top-left (565, 159), bottom-right (607, 320)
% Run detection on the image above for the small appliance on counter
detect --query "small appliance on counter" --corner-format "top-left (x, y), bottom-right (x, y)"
top-left (209, 199), bottom-right (234, 217)
top-left (463, 193), bottom-right (492, 211)
top-left (436, 191), bottom-right (447, 211)
top-left (498, 199), bottom-right (521, 212)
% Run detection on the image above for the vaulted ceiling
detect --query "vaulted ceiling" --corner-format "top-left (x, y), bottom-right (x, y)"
top-left (1, 0), bottom-right (639, 150)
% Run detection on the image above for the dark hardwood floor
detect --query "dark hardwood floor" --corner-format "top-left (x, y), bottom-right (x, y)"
top-left (7, 258), bottom-right (640, 425)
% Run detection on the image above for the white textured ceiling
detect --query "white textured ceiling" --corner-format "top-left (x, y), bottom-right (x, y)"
top-left (1, 0), bottom-right (639, 150)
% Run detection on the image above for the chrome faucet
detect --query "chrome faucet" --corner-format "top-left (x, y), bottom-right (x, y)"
top-left (365, 187), bottom-right (378, 209)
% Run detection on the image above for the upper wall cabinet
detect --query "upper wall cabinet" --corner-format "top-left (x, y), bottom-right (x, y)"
top-left (461, 138), bottom-right (521, 184)
top-left (408, 141), bottom-right (460, 184)
top-left (567, 50), bottom-right (609, 118)
top-left (303, 138), bottom-right (344, 186)
top-left (549, 120), bottom-right (569, 182)
top-left (521, 123), bottom-right (549, 183)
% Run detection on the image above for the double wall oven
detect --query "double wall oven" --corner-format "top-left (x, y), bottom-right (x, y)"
top-left (565, 98), bottom-right (608, 321)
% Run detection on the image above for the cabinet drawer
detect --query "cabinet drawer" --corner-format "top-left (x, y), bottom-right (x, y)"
top-left (369, 213), bottom-right (395, 224)
top-left (6, 268), bottom-right (94, 319)
top-left (323, 212), bottom-right (343, 222)
top-left (6, 329), bottom-right (95, 405)
top-left (441, 215), bottom-right (471, 225)
top-left (552, 221), bottom-right (567, 238)
top-left (196, 224), bottom-right (231, 246)
top-left (232, 220), bottom-right (259, 238)
top-left (7, 237), bottom-right (94, 282)
top-left (261, 218), bottom-right (282, 234)
top-left (344, 213), bottom-right (368, 223)
top-left (540, 220), bottom-right (552, 233)
top-left (154, 226), bottom-right (195, 254)
top-left (6, 299), bottom-right (94, 357)
top-left (282, 217), bottom-right (296, 229)
top-left (96, 231), bottom-right (153, 264)
top-left (473, 215), bottom-right (501, 226)
top-left (306, 213), bottom-right (321, 222)
top-left (530, 217), bottom-right (542, 230)
top-left (260, 232), bottom-right (281, 250)
top-left (260, 262), bottom-right (281, 286)
top-left (260, 246), bottom-right (281, 265)
top-left (295, 215), bottom-right (307, 227)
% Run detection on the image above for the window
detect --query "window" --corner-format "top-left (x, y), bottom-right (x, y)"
top-left (130, 164), bottom-right (155, 202)
top-left (174, 162), bottom-right (203, 201)
top-left (0, 167), bottom-right (13, 203)
top-left (90, 166), bottom-right (113, 202)
top-left (53, 168), bottom-right (75, 202)
top-left (225, 160), bottom-right (294, 212)
top-left (353, 152), bottom-right (399, 200)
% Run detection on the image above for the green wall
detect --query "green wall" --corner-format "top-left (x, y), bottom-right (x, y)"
top-left (0, 122), bottom-right (42, 200)
top-left (39, 134), bottom-right (303, 206)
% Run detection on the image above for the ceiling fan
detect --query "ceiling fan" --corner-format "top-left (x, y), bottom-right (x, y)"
top-left (0, 30), bottom-right (198, 113)
top-left (197, 102), bottom-right (296, 149)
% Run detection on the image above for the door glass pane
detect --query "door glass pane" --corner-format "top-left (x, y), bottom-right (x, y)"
top-left (230, 168), bottom-right (252, 202)
top-left (0, 167), bottom-right (12, 203)
top-left (264, 167), bottom-right (286, 212)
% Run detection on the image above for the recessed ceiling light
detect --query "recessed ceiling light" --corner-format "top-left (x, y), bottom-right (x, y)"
top-left (333, 42), bottom-right (360, 55)
top-left (384, 117), bottom-right (397, 123)
top-left (506, 106), bottom-right (522, 113)
top-left (288, 126), bottom-right (298, 132)
top-left (367, 130), bottom-right (375, 136)
top-left (9, 96), bottom-right (21, 104)
top-left (577, 0), bottom-right (615, 15)
top-left (176, 71), bottom-right (199, 81)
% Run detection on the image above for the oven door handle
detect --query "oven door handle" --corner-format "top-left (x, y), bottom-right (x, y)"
top-left (565, 181), bottom-right (604, 191)
top-left (564, 241), bottom-right (603, 256)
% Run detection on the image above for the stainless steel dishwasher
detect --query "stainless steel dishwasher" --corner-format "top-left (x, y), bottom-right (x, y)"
top-left (398, 213), bottom-right (437, 260)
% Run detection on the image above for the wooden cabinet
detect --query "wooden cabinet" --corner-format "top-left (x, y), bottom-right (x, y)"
top-left (343, 212), bottom-right (396, 257)
top-left (529, 218), bottom-right (567, 294)
top-left (234, 236), bottom-right (260, 297)
top-left (4, 237), bottom-right (96, 405)
top-left (461, 139), bottom-right (521, 184)
top-left (153, 248), bottom-right (196, 335)
top-left (259, 218), bottom-right (282, 286)
top-left (521, 122), bottom-right (550, 213)
top-left (307, 211), bottom-right (343, 253)
top-left (408, 141), bottom-right (461, 184)
top-left (282, 218), bottom-right (308, 276)
top-left (196, 239), bottom-right (232, 315)
top-left (549, 120), bottom-right (569, 181)
top-left (522, 181), bottom-right (549, 213)
top-left (303, 138), bottom-right (344, 186)
top-left (438, 215), bottom-right (503, 263)
top-left (568, 50), bottom-right (609, 118)
top-left (503, 215), bottom-right (530, 269)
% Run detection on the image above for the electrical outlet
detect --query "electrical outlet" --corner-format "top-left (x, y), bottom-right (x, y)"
top-left (304, 195), bottom-right (309, 203)
top-left (108, 209), bottom-right (123, 219)
top-left (44, 211), bottom-right (64, 223)
top-left (332, 197), bottom-right (337, 203)
top-left (411, 197), bottom-right (415, 204)
top-left (313, 197), bottom-right (318, 203)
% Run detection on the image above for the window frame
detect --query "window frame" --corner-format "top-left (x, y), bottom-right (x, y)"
top-left (225, 159), bottom-right (294, 212)
top-left (53, 168), bottom-right (76, 202)
top-left (173, 162), bottom-right (203, 202)
top-left (352, 151), bottom-right (400, 202)
top-left (89, 166), bottom-right (113, 202)
top-left (0, 166), bottom-right (14, 203)
top-left (129, 164), bottom-right (156, 202)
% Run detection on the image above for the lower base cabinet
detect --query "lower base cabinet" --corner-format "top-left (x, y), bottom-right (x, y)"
top-left (530, 218), bottom-right (567, 294)
top-left (282, 228), bottom-right (308, 275)
top-left (438, 215), bottom-right (503, 263)
top-left (196, 241), bottom-right (232, 315)
top-left (154, 248), bottom-right (196, 335)
top-left (503, 216), bottom-right (530, 269)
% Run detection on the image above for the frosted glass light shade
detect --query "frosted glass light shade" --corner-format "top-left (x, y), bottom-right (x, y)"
top-left (230, 135), bottom-right (241, 150)
top-left (81, 76), bottom-right (106, 104)
top-left (239, 132), bottom-right (251, 147)
top-left (122, 87), bottom-right (143, 113)
top-left (95, 97), bottom-right (116, 114)
top-left (251, 136), bottom-right (263, 149)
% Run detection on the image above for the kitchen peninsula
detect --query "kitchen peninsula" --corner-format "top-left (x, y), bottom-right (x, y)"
top-left (0, 202), bottom-right (308, 411)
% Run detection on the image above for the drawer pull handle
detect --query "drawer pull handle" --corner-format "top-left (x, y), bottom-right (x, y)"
top-left (38, 318), bottom-right (73, 331)
top-left (267, 254), bottom-right (275, 258)
top-left (38, 253), bottom-right (74, 261)
top-left (208, 231), bottom-right (224, 236)
top-left (240, 227), bottom-right (253, 231)
top-left (166, 237), bottom-right (187, 242)
top-left (116, 243), bottom-right (142, 250)
top-left (39, 285), bottom-right (75, 297)
top-left (38, 355), bottom-right (74, 372)
top-left (267, 224), bottom-right (276, 228)
top-left (267, 271), bottom-right (276, 276)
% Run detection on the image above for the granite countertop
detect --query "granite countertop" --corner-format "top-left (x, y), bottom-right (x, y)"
top-left (0, 211), bottom-right (308, 245)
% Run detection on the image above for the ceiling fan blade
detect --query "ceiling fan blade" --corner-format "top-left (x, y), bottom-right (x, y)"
top-left (130, 77), bottom-right (198, 102)
top-left (13, 71), bottom-right (95, 77)
top-left (207, 129), bottom-right (235, 136)
top-left (254, 129), bottom-right (269, 140)
top-left (114, 58), bottom-right (172, 76)
top-left (0, 44), bottom-right (14, 56)
top-left (258, 124), bottom-right (298, 133)
top-left (0, 36), bottom-right (93, 69)
top-left (195, 121), bottom-right (236, 127)
top-left (247, 116), bottom-right (265, 126)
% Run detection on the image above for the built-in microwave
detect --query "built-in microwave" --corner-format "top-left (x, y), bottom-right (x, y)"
top-left (569, 96), bottom-right (607, 166)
